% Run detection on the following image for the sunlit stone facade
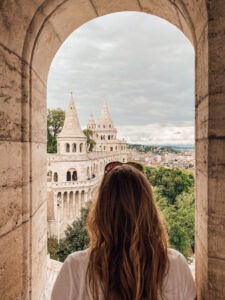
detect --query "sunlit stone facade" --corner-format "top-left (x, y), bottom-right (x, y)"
top-left (47, 95), bottom-right (127, 238)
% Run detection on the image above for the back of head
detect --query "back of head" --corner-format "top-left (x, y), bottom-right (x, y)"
top-left (87, 165), bottom-right (168, 300)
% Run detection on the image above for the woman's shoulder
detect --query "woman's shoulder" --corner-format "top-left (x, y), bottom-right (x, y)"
top-left (168, 248), bottom-right (185, 261)
top-left (66, 248), bottom-right (90, 269)
top-left (167, 248), bottom-right (191, 270)
top-left (163, 248), bottom-right (196, 300)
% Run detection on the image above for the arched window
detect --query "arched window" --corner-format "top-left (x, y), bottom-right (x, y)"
top-left (87, 167), bottom-right (90, 179)
top-left (53, 172), bottom-right (58, 182)
top-left (47, 171), bottom-right (52, 182)
top-left (72, 143), bottom-right (76, 152)
top-left (66, 143), bottom-right (70, 152)
top-left (67, 171), bottom-right (71, 181)
top-left (108, 135), bottom-right (110, 140)
top-left (72, 171), bottom-right (77, 181)
top-left (109, 124), bottom-right (111, 128)
top-left (80, 143), bottom-right (83, 152)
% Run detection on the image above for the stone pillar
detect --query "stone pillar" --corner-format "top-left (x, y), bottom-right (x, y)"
top-left (72, 192), bottom-right (76, 219)
top-left (84, 191), bottom-right (88, 204)
top-left (195, 2), bottom-right (225, 298)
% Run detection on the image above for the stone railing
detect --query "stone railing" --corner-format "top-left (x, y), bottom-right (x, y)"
top-left (49, 176), bottom-right (101, 189)
top-left (42, 256), bottom-right (62, 300)
top-left (47, 150), bottom-right (128, 162)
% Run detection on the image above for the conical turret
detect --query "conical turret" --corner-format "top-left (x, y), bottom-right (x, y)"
top-left (57, 94), bottom-right (87, 156)
top-left (87, 113), bottom-right (96, 130)
top-left (98, 102), bottom-right (114, 129)
top-left (58, 93), bottom-right (85, 138)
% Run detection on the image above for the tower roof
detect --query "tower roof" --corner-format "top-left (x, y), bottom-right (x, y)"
top-left (58, 93), bottom-right (85, 138)
top-left (98, 102), bottom-right (114, 128)
top-left (87, 113), bottom-right (96, 125)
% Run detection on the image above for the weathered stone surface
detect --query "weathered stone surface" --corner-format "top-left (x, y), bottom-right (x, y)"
top-left (183, 0), bottom-right (207, 42)
top-left (209, 214), bottom-right (225, 260)
top-left (31, 142), bottom-right (47, 215)
top-left (208, 93), bottom-right (225, 137)
top-left (0, 225), bottom-right (24, 300)
top-left (196, 24), bottom-right (208, 105)
top-left (0, 141), bottom-right (23, 187)
top-left (208, 257), bottom-right (225, 299)
top-left (92, 0), bottom-right (140, 15)
top-left (31, 201), bottom-right (47, 299)
top-left (196, 96), bottom-right (208, 140)
top-left (0, 0), bottom-right (43, 56)
top-left (0, 186), bottom-right (23, 237)
top-left (30, 71), bottom-right (47, 143)
top-left (0, 46), bottom-right (23, 141)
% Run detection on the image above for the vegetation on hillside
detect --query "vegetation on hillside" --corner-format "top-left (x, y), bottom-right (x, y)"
top-left (128, 143), bottom-right (181, 154)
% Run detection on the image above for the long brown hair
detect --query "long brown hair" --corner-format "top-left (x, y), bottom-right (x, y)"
top-left (87, 165), bottom-right (168, 300)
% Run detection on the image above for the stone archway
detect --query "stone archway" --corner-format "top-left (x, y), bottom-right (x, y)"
top-left (1, 1), bottom-right (225, 299)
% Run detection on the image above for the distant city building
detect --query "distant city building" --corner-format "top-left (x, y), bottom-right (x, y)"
top-left (47, 95), bottom-right (127, 238)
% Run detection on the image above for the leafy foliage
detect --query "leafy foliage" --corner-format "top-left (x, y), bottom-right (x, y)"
top-left (146, 167), bottom-right (195, 260)
top-left (83, 129), bottom-right (96, 152)
top-left (47, 109), bottom-right (65, 153)
top-left (47, 237), bottom-right (59, 260)
top-left (146, 167), bottom-right (194, 204)
top-left (56, 207), bottom-right (90, 262)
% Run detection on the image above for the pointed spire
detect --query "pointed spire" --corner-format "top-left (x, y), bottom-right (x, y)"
top-left (98, 101), bottom-right (114, 128)
top-left (58, 93), bottom-right (85, 138)
top-left (88, 113), bottom-right (95, 125)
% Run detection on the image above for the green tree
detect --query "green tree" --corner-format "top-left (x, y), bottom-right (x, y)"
top-left (47, 237), bottom-right (59, 260)
top-left (47, 109), bottom-right (65, 153)
top-left (56, 207), bottom-right (90, 262)
top-left (83, 129), bottom-right (96, 152)
top-left (146, 167), bottom-right (195, 260)
top-left (146, 167), bottom-right (194, 204)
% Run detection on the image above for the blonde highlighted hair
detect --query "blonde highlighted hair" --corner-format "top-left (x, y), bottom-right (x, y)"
top-left (87, 164), bottom-right (168, 300)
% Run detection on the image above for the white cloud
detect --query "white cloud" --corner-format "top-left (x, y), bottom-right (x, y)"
top-left (47, 12), bottom-right (195, 144)
top-left (117, 124), bottom-right (194, 145)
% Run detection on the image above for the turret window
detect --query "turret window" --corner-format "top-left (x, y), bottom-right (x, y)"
top-left (47, 171), bottom-right (52, 182)
top-left (72, 143), bottom-right (76, 152)
top-left (53, 172), bottom-right (58, 182)
top-left (72, 171), bottom-right (77, 181)
top-left (67, 171), bottom-right (71, 181)
top-left (80, 143), bottom-right (83, 152)
top-left (66, 143), bottom-right (70, 152)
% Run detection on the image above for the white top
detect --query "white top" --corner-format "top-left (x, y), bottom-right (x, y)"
top-left (51, 248), bottom-right (196, 300)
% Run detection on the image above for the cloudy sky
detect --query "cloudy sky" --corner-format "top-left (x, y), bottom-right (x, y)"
top-left (47, 12), bottom-right (195, 145)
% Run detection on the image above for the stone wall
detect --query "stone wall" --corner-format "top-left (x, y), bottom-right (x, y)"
top-left (1, 0), bottom-right (225, 299)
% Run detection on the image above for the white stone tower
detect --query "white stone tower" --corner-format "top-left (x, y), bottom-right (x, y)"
top-left (87, 113), bottom-right (96, 130)
top-left (93, 102), bottom-right (118, 151)
top-left (57, 93), bottom-right (87, 158)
